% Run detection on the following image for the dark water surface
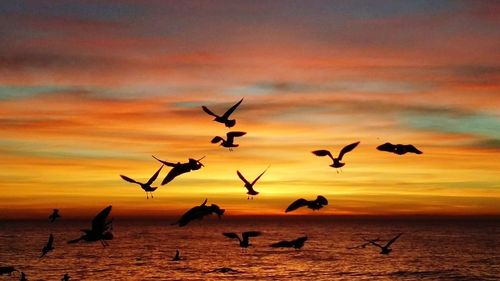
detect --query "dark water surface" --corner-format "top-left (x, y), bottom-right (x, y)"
top-left (1, 217), bottom-right (498, 280)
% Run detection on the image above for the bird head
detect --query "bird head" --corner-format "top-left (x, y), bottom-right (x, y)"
top-left (225, 119), bottom-right (236, 128)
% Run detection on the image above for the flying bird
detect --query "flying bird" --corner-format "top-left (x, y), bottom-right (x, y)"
top-left (312, 141), bottom-right (360, 172)
top-left (68, 205), bottom-right (114, 247)
top-left (49, 209), bottom-right (60, 222)
top-left (173, 199), bottom-right (225, 227)
top-left (152, 155), bottom-right (205, 185)
top-left (236, 166), bottom-right (269, 199)
top-left (40, 234), bottom-right (54, 258)
top-left (285, 195), bottom-right (328, 213)
top-left (223, 231), bottom-right (261, 248)
top-left (0, 266), bottom-right (17, 276)
top-left (202, 98), bottom-right (243, 128)
top-left (172, 249), bottom-right (181, 261)
top-left (61, 273), bottom-right (71, 281)
top-left (368, 233), bottom-right (402, 255)
top-left (120, 165), bottom-right (163, 199)
top-left (270, 236), bottom-right (308, 249)
top-left (377, 143), bottom-right (422, 155)
top-left (211, 131), bottom-right (246, 151)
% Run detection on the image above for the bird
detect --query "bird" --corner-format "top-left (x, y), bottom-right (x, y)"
top-left (49, 209), bottom-right (60, 222)
top-left (236, 166), bottom-right (269, 199)
top-left (202, 98), bottom-right (243, 128)
top-left (377, 142), bottom-right (422, 155)
top-left (152, 155), bottom-right (205, 185)
top-left (19, 272), bottom-right (27, 281)
top-left (173, 199), bottom-right (225, 227)
top-left (223, 231), bottom-right (261, 248)
top-left (211, 131), bottom-right (246, 151)
top-left (347, 238), bottom-right (380, 249)
top-left (40, 234), bottom-right (54, 258)
top-left (68, 205), bottom-right (114, 247)
top-left (312, 141), bottom-right (360, 172)
top-left (285, 195), bottom-right (328, 213)
top-left (120, 164), bottom-right (163, 199)
top-left (368, 233), bottom-right (402, 255)
top-left (270, 236), bottom-right (308, 249)
top-left (172, 249), bottom-right (181, 261)
top-left (211, 267), bottom-right (239, 273)
top-left (61, 274), bottom-right (70, 281)
top-left (0, 266), bottom-right (17, 276)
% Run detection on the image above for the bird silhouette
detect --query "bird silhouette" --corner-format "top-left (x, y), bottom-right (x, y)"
top-left (68, 205), bottom-right (113, 247)
top-left (236, 166), bottom-right (269, 199)
top-left (270, 236), bottom-right (308, 249)
top-left (120, 164), bottom-right (163, 199)
top-left (368, 233), bottom-right (402, 255)
top-left (347, 238), bottom-right (380, 249)
top-left (312, 141), bottom-right (360, 172)
top-left (223, 231), bottom-right (261, 248)
top-left (285, 196), bottom-right (328, 213)
top-left (61, 273), bottom-right (70, 281)
top-left (0, 266), bottom-right (17, 276)
top-left (19, 272), bottom-right (27, 281)
top-left (49, 209), bottom-right (60, 222)
top-left (377, 143), bottom-right (422, 155)
top-left (152, 155), bottom-right (205, 185)
top-left (172, 249), bottom-right (181, 261)
top-left (173, 199), bottom-right (225, 227)
top-left (211, 267), bottom-right (239, 274)
top-left (211, 131), bottom-right (246, 151)
top-left (40, 234), bottom-right (54, 258)
top-left (202, 98), bottom-right (243, 128)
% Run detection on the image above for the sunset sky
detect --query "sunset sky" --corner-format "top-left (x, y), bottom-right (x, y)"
top-left (0, 1), bottom-right (499, 219)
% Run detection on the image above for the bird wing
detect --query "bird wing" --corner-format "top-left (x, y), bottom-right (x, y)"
top-left (120, 175), bottom-right (141, 185)
top-left (236, 170), bottom-right (250, 186)
top-left (243, 231), bottom-right (261, 239)
top-left (270, 240), bottom-right (293, 247)
top-left (338, 141), bottom-right (360, 160)
top-left (368, 240), bottom-right (384, 249)
top-left (403, 145), bottom-right (422, 154)
top-left (211, 136), bottom-right (224, 143)
top-left (251, 166), bottom-right (268, 186)
top-left (151, 155), bottom-right (177, 167)
top-left (202, 106), bottom-right (219, 117)
top-left (146, 165), bottom-right (163, 186)
top-left (315, 195), bottom-right (328, 206)
top-left (312, 150), bottom-right (334, 161)
top-left (67, 236), bottom-right (83, 244)
top-left (385, 233), bottom-right (402, 248)
top-left (376, 142), bottom-right (395, 152)
top-left (221, 98), bottom-right (243, 119)
top-left (285, 199), bottom-right (308, 212)
top-left (226, 131), bottom-right (246, 143)
top-left (223, 232), bottom-right (241, 242)
top-left (161, 165), bottom-right (190, 185)
top-left (91, 205), bottom-right (112, 233)
top-left (47, 234), bottom-right (54, 247)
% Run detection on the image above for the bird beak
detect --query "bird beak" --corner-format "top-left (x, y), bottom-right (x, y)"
top-left (197, 156), bottom-right (206, 166)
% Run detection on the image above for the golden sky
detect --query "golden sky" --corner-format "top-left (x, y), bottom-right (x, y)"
top-left (0, 1), bottom-right (499, 218)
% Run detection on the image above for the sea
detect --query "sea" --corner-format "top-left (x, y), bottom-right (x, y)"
top-left (0, 217), bottom-right (498, 280)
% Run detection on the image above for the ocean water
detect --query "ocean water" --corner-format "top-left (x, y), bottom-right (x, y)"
top-left (0, 217), bottom-right (498, 280)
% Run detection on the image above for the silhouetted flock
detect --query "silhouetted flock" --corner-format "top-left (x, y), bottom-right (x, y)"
top-left (1, 98), bottom-right (422, 279)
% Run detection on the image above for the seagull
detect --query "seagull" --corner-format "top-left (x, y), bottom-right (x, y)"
top-left (347, 238), bottom-right (380, 249)
top-left (152, 155), bottom-right (205, 185)
top-left (19, 272), bottom-right (27, 281)
top-left (120, 164), bottom-right (163, 199)
top-left (285, 196), bottom-right (328, 213)
top-left (211, 267), bottom-right (239, 274)
top-left (202, 98), bottom-right (243, 128)
top-left (173, 199), bottom-right (225, 227)
top-left (49, 209), bottom-right (60, 222)
top-left (270, 236), bottom-right (308, 249)
top-left (236, 166), bottom-right (269, 199)
top-left (172, 249), bottom-right (181, 261)
top-left (0, 266), bottom-right (17, 276)
top-left (211, 131), bottom-right (246, 151)
top-left (67, 205), bottom-right (113, 247)
top-left (61, 273), bottom-right (71, 281)
top-left (312, 141), bottom-right (360, 172)
top-left (223, 231), bottom-right (261, 248)
top-left (377, 143), bottom-right (422, 155)
top-left (368, 233), bottom-right (402, 255)
top-left (40, 234), bottom-right (54, 258)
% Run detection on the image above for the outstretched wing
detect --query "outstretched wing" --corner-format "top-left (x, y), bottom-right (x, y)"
top-left (120, 175), bottom-right (141, 185)
top-left (226, 131), bottom-right (246, 143)
top-left (270, 240), bottom-right (293, 247)
top-left (403, 145), bottom-right (422, 154)
top-left (91, 205), bottom-right (112, 233)
top-left (236, 170), bottom-right (250, 185)
top-left (202, 106), bottom-right (219, 117)
top-left (315, 195), bottom-right (328, 206)
top-left (338, 141), bottom-right (360, 160)
top-left (146, 165), bottom-right (163, 186)
top-left (312, 150), bottom-right (334, 160)
top-left (242, 231), bottom-right (261, 239)
top-left (47, 234), bottom-right (54, 247)
top-left (251, 166), bottom-right (269, 186)
top-left (211, 136), bottom-right (224, 144)
top-left (223, 232), bottom-right (241, 242)
top-left (376, 142), bottom-right (395, 153)
top-left (152, 155), bottom-right (177, 167)
top-left (285, 199), bottom-right (308, 213)
top-left (222, 98), bottom-right (243, 119)
top-left (385, 233), bottom-right (402, 248)
top-left (161, 165), bottom-right (191, 185)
